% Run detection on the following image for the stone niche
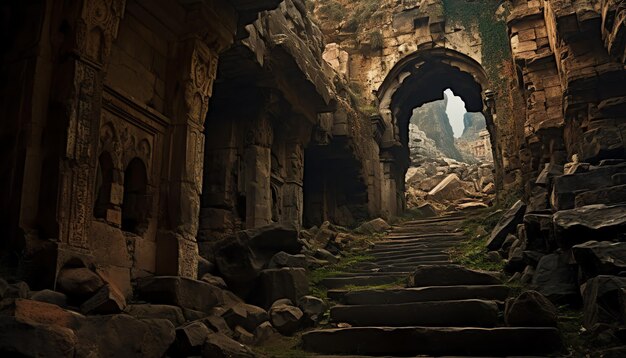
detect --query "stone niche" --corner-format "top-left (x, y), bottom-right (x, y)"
top-left (90, 87), bottom-right (167, 295)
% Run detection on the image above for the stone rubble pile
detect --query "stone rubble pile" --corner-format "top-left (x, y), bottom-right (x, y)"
top-left (405, 158), bottom-right (495, 213)
top-left (486, 160), bottom-right (626, 342)
top-left (0, 218), bottom-right (393, 357)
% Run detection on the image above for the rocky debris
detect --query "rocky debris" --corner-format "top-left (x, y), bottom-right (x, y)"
top-left (486, 200), bottom-right (526, 251)
top-left (202, 332), bottom-right (255, 358)
top-left (197, 256), bottom-right (216, 279)
top-left (405, 159), bottom-right (494, 213)
top-left (573, 241), bottom-right (626, 278)
top-left (213, 223), bottom-right (303, 297)
top-left (222, 303), bottom-right (269, 333)
top-left (354, 218), bottom-right (390, 235)
top-left (233, 326), bottom-right (255, 345)
top-left (299, 295), bottom-right (327, 325)
top-left (427, 174), bottom-right (473, 202)
top-left (0, 298), bottom-right (176, 357)
top-left (523, 212), bottom-right (554, 252)
top-left (125, 304), bottom-right (186, 326)
top-left (268, 251), bottom-right (308, 269)
top-left (80, 284), bottom-right (126, 314)
top-left (256, 268), bottom-right (309, 308)
top-left (505, 290), bottom-right (558, 327)
top-left (532, 253), bottom-right (579, 303)
top-left (408, 265), bottom-right (501, 287)
top-left (0, 316), bottom-right (77, 357)
top-left (200, 273), bottom-right (228, 289)
top-left (201, 315), bottom-right (234, 337)
top-left (551, 164), bottom-right (626, 211)
top-left (313, 248), bottom-right (339, 263)
top-left (169, 321), bottom-right (210, 356)
top-left (56, 267), bottom-right (104, 301)
top-left (30, 289), bottom-right (68, 307)
top-left (136, 276), bottom-right (221, 313)
top-left (581, 275), bottom-right (626, 331)
top-left (269, 300), bottom-right (304, 335)
top-left (254, 321), bottom-right (279, 344)
top-left (553, 204), bottom-right (626, 249)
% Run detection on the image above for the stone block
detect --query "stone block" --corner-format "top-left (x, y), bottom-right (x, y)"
top-left (257, 268), bottom-right (309, 308)
top-left (136, 276), bottom-right (222, 313)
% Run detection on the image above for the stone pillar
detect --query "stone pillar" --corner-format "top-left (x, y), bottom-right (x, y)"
top-left (161, 38), bottom-right (218, 278)
top-left (380, 159), bottom-right (397, 219)
top-left (53, 0), bottom-right (126, 250)
top-left (244, 115), bottom-right (273, 229)
top-left (282, 141), bottom-right (304, 227)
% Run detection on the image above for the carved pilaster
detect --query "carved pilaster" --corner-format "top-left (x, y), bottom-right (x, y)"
top-left (165, 38), bottom-right (219, 278)
top-left (57, 0), bottom-right (126, 249)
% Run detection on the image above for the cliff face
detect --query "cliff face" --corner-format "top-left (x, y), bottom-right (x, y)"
top-left (461, 112), bottom-right (487, 141)
top-left (409, 94), bottom-right (463, 161)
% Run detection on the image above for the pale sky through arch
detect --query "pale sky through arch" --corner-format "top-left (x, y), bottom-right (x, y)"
top-left (445, 88), bottom-right (466, 138)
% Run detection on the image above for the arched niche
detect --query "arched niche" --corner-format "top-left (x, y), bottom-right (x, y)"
top-left (122, 157), bottom-right (149, 234)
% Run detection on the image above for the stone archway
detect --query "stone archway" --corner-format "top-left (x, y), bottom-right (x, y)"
top-left (375, 48), bottom-right (494, 215)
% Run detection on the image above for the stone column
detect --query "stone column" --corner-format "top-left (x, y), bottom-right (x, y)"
top-left (282, 141), bottom-right (304, 228)
top-left (54, 0), bottom-right (126, 250)
top-left (161, 38), bottom-right (218, 278)
top-left (244, 115), bottom-right (273, 229)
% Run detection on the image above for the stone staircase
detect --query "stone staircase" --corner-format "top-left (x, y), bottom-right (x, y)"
top-left (302, 214), bottom-right (563, 357)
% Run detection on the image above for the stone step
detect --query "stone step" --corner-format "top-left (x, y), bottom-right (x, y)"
top-left (399, 216), bottom-right (465, 225)
top-left (408, 265), bottom-right (501, 287)
top-left (374, 255), bottom-right (450, 268)
top-left (374, 254), bottom-right (450, 264)
top-left (301, 327), bottom-right (562, 356)
top-left (320, 275), bottom-right (405, 289)
top-left (385, 232), bottom-right (465, 240)
top-left (372, 241), bottom-right (461, 251)
top-left (330, 299), bottom-right (499, 327)
top-left (370, 250), bottom-right (450, 260)
top-left (328, 285), bottom-right (511, 305)
top-left (368, 247), bottom-right (452, 256)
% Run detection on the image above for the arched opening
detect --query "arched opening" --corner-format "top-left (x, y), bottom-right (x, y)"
top-left (122, 158), bottom-right (148, 234)
top-left (94, 152), bottom-right (114, 219)
top-left (377, 48), bottom-right (496, 214)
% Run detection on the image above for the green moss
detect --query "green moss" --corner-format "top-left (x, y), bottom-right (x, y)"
top-left (308, 252), bottom-right (377, 301)
top-left (253, 335), bottom-right (311, 358)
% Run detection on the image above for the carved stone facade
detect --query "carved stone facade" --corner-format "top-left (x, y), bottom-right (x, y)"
top-left (0, 0), bottom-right (281, 293)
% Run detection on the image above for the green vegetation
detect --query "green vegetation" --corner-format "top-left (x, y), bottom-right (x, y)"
top-left (442, 0), bottom-right (515, 150)
top-left (448, 192), bottom-right (521, 271)
top-left (253, 335), bottom-right (310, 358)
top-left (309, 252), bottom-right (376, 300)
top-left (342, 278), bottom-right (406, 292)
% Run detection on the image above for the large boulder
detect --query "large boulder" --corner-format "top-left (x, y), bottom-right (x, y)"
top-left (0, 316), bottom-right (77, 357)
top-left (125, 304), bottom-right (186, 326)
top-left (269, 301), bottom-right (304, 335)
top-left (202, 332), bottom-right (255, 358)
top-left (80, 284), bottom-right (126, 314)
top-left (532, 253), bottom-right (579, 303)
top-left (298, 295), bottom-right (327, 325)
top-left (136, 276), bottom-right (222, 313)
top-left (426, 174), bottom-right (472, 202)
top-left (523, 212), bottom-right (554, 252)
top-left (551, 164), bottom-right (626, 210)
top-left (1, 298), bottom-right (175, 357)
top-left (56, 267), bottom-right (104, 300)
top-left (505, 290), bottom-right (558, 327)
top-left (256, 268), bottom-right (309, 308)
top-left (72, 315), bottom-right (175, 358)
top-left (581, 275), bottom-right (626, 330)
top-left (221, 303), bottom-right (269, 333)
top-left (408, 265), bottom-right (501, 287)
top-left (354, 218), bottom-right (391, 235)
top-left (30, 289), bottom-right (68, 307)
top-left (214, 223), bottom-right (303, 297)
top-left (170, 321), bottom-right (210, 356)
top-left (486, 200), bottom-right (526, 251)
top-left (553, 204), bottom-right (626, 249)
top-left (268, 251), bottom-right (308, 269)
top-left (573, 241), bottom-right (626, 278)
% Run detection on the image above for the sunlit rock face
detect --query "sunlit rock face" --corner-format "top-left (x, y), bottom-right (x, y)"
top-left (410, 94), bottom-right (463, 162)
